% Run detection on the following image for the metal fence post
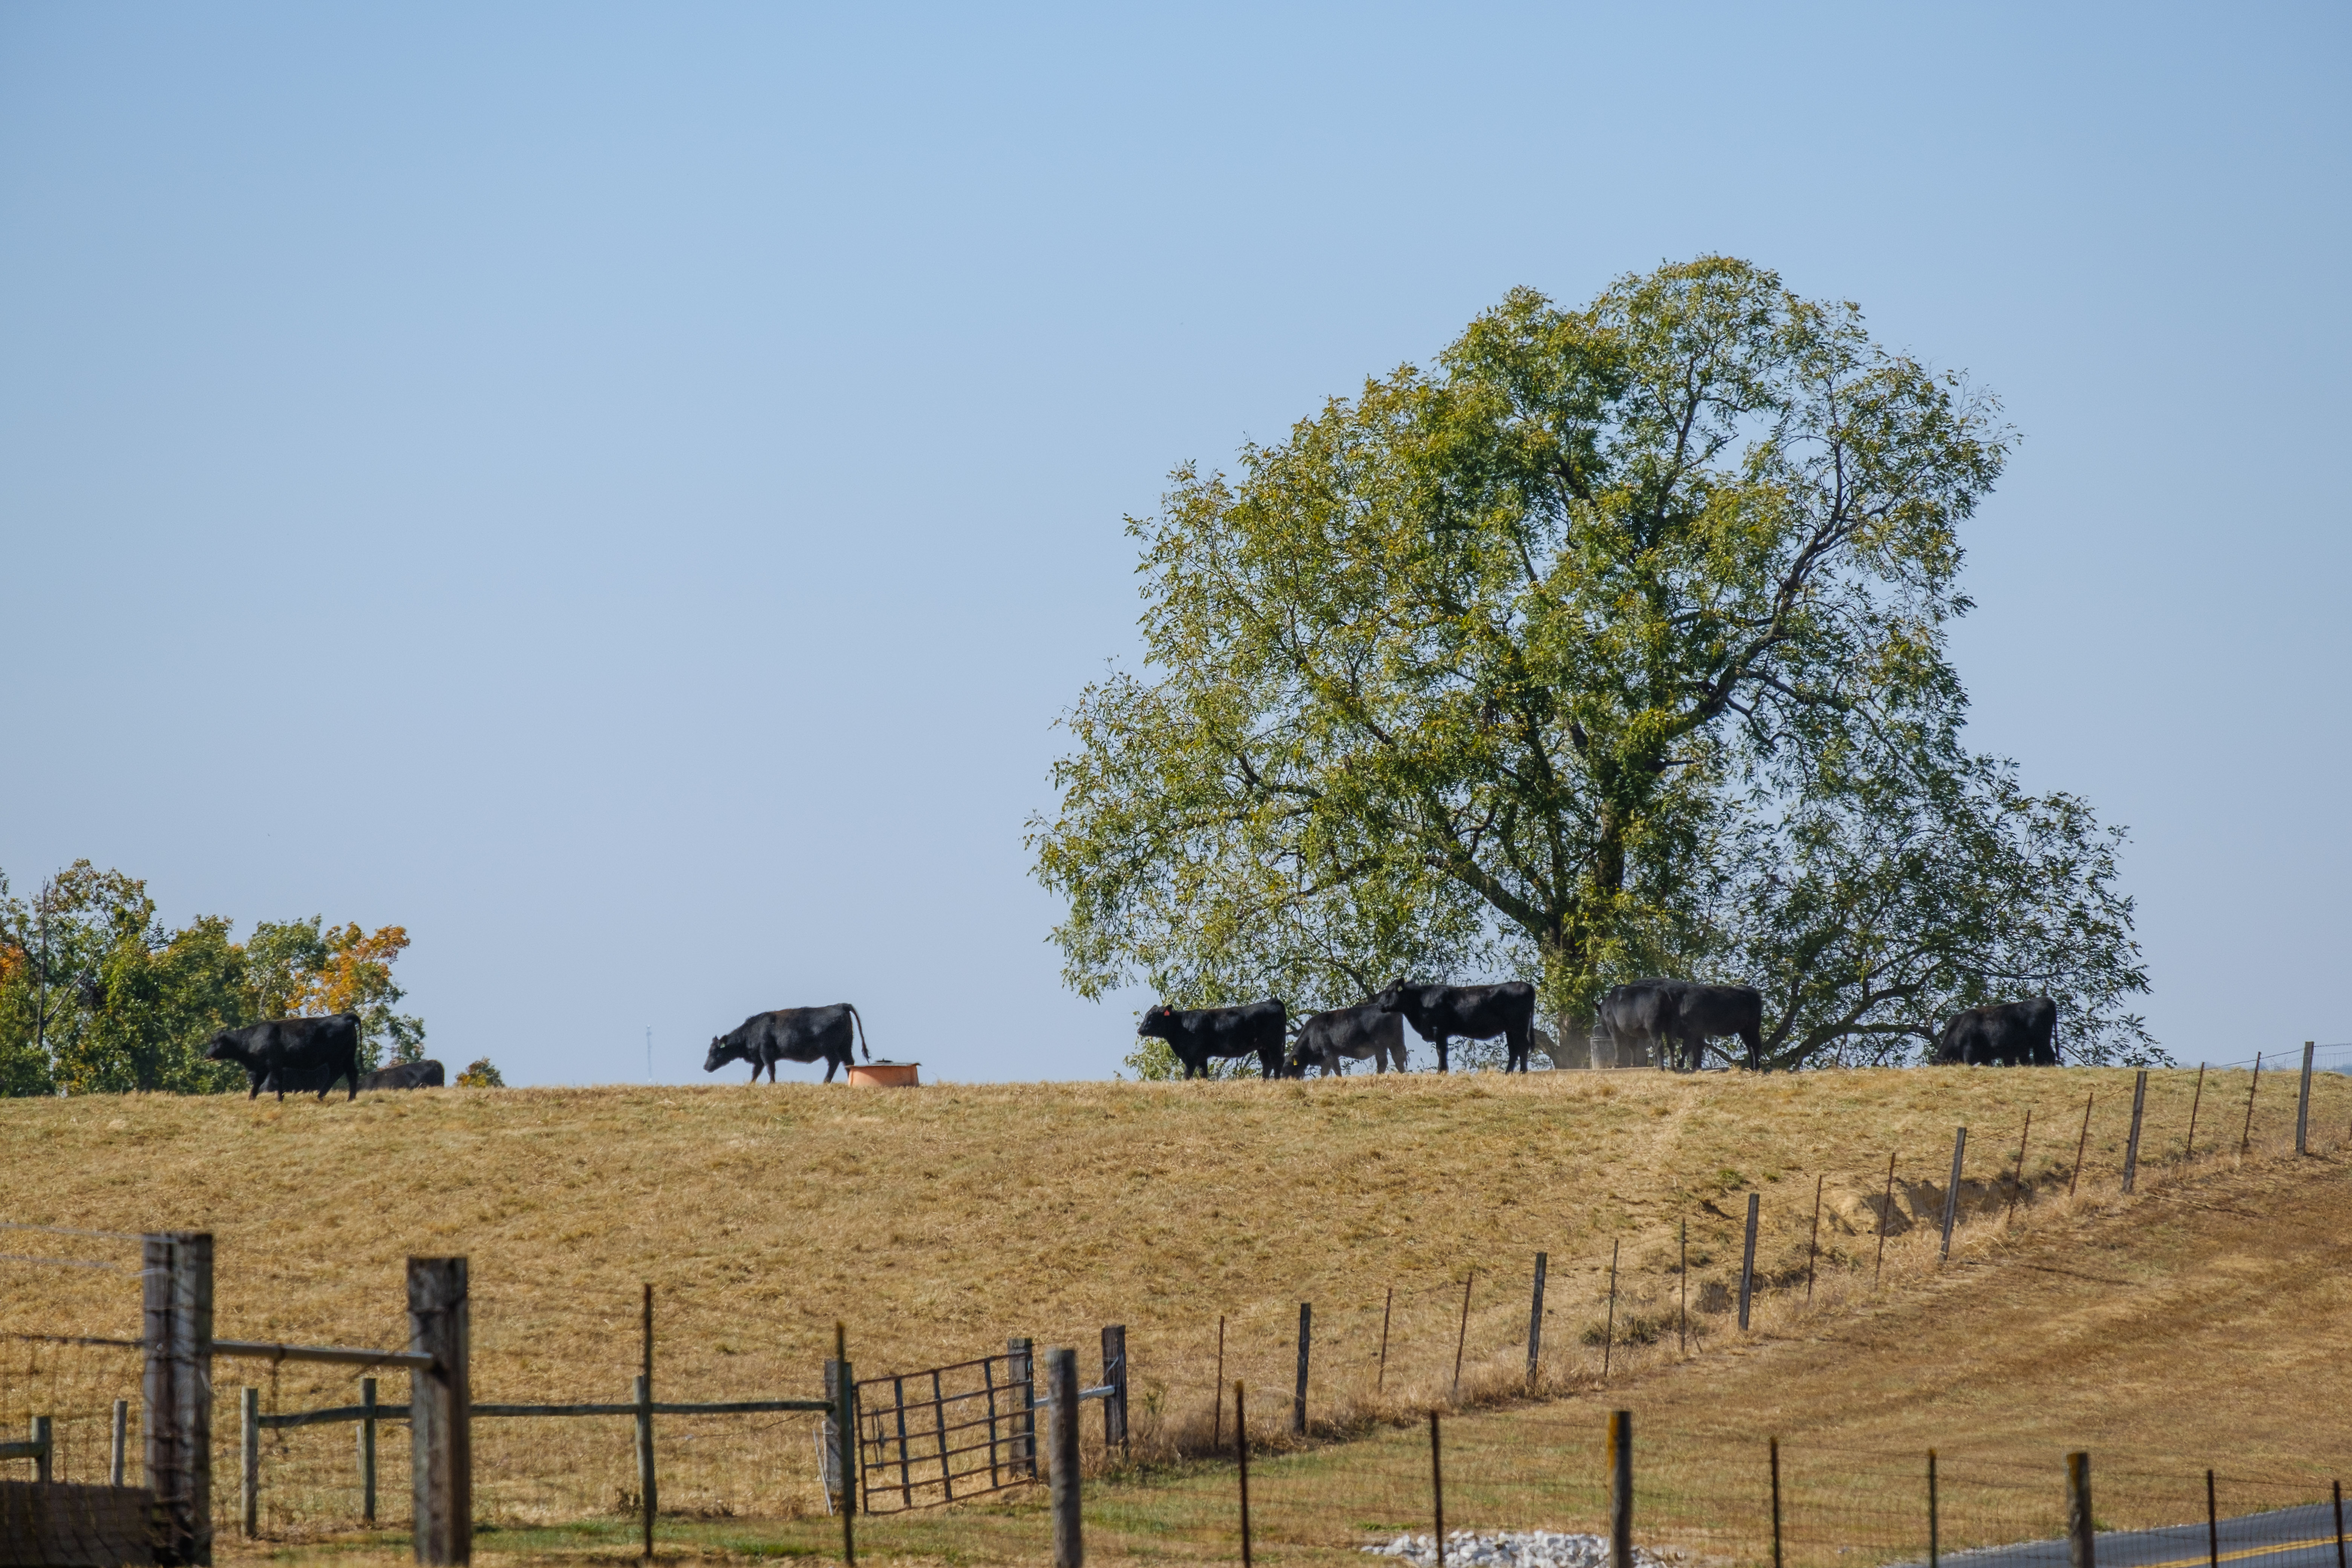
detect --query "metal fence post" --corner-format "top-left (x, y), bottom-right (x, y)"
top-left (407, 1256), bottom-right (472, 1567)
top-left (1608, 1410), bottom-right (1633, 1568)
top-left (828, 1323), bottom-right (856, 1566)
top-left (1293, 1304), bottom-right (1311, 1436)
top-left (144, 1230), bottom-right (213, 1567)
top-left (2122, 1072), bottom-right (2147, 1193)
top-left (1235, 1382), bottom-right (1251, 1568)
top-left (1047, 1347), bottom-right (1081, 1568)
top-left (109, 1398), bottom-right (126, 1488)
top-left (2298, 1041), bottom-right (2316, 1154)
top-left (240, 1388), bottom-right (259, 1537)
top-left (2067, 1452), bottom-right (2094, 1568)
top-left (1430, 1411), bottom-right (1445, 1568)
top-left (358, 1377), bottom-right (377, 1525)
top-left (30, 1415), bottom-right (52, 1485)
top-left (1928, 1448), bottom-right (1939, 1568)
top-left (638, 1283), bottom-right (655, 1560)
top-left (1940, 1127), bottom-right (1967, 1259)
top-left (1737, 1195), bottom-right (1760, 1328)
top-left (1769, 1436), bottom-right (1783, 1568)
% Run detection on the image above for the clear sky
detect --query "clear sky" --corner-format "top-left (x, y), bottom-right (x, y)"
top-left (2, 4), bottom-right (2345, 1085)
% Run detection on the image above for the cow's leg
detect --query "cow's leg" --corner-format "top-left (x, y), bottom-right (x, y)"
top-left (1741, 1023), bottom-right (1762, 1073)
top-left (1435, 1035), bottom-right (1450, 1073)
top-left (822, 1056), bottom-right (840, 1083)
top-left (749, 1062), bottom-right (761, 1083)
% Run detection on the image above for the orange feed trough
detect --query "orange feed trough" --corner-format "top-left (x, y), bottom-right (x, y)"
top-left (846, 1060), bottom-right (920, 1087)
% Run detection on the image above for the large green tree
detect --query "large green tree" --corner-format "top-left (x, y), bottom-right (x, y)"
top-left (1031, 257), bottom-right (2153, 1067)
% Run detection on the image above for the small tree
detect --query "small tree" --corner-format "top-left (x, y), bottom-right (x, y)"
top-left (455, 1058), bottom-right (506, 1088)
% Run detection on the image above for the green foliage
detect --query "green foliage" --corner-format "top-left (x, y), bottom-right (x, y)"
top-left (455, 1057), bottom-right (506, 1088)
top-left (1031, 256), bottom-right (2150, 1067)
top-left (0, 862), bottom-right (429, 1095)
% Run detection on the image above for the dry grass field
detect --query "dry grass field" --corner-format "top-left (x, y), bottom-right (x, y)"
top-left (1, 1062), bottom-right (2344, 1563)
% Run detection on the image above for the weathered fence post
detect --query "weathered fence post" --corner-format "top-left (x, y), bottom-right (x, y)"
top-left (1805, 1175), bottom-right (1823, 1298)
top-left (1525, 1253), bottom-right (1548, 1391)
top-left (1047, 1347), bottom-right (1081, 1568)
top-left (1292, 1305), bottom-right (1311, 1436)
top-left (1769, 1435), bottom-right (1783, 1568)
top-left (637, 1283), bottom-right (655, 1560)
top-left (2242, 1053), bottom-right (2262, 1154)
top-left (1375, 1291), bottom-right (1391, 1394)
top-left (1008, 1338), bottom-right (1035, 1479)
top-left (1101, 1324), bottom-right (1127, 1453)
top-left (2185, 1065), bottom-right (2206, 1160)
top-left (2071, 1093), bottom-right (2094, 1195)
top-left (2122, 1072), bottom-right (2147, 1193)
top-left (30, 1415), bottom-right (52, 1485)
top-left (2006, 1110), bottom-right (2034, 1227)
top-left (1678, 1220), bottom-right (1688, 1353)
top-left (2297, 1041), bottom-right (2316, 1154)
top-left (144, 1230), bottom-right (213, 1567)
top-left (1737, 1194), bottom-right (1760, 1329)
top-left (358, 1377), bottom-right (377, 1525)
top-left (1874, 1153), bottom-right (1898, 1284)
top-left (2067, 1451), bottom-right (2094, 1568)
top-left (1430, 1411), bottom-right (1445, 1568)
top-left (1939, 1126), bottom-right (1967, 1260)
top-left (828, 1322), bottom-right (856, 1565)
top-left (1603, 1240), bottom-right (1621, 1377)
top-left (240, 1387), bottom-right (259, 1537)
top-left (1608, 1410), bottom-right (1633, 1568)
top-left (407, 1256), bottom-right (472, 1567)
top-left (108, 1398), bottom-right (126, 1487)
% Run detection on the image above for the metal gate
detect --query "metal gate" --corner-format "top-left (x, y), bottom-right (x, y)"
top-left (853, 1343), bottom-right (1038, 1513)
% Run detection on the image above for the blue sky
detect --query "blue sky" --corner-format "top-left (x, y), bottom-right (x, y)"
top-left (2, 4), bottom-right (2345, 1084)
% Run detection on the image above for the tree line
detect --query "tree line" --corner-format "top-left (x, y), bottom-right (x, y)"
top-left (1033, 256), bottom-right (2158, 1071)
top-left (0, 860), bottom-right (427, 1095)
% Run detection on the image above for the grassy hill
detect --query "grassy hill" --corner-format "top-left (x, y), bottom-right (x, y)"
top-left (2, 1064), bottom-right (2343, 1563)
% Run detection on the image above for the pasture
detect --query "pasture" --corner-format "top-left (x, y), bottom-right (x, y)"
top-left (2, 1063), bottom-right (2346, 1563)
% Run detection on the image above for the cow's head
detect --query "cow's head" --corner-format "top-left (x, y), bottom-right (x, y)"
top-left (1369, 978), bottom-right (1413, 1013)
top-left (1136, 1005), bottom-right (1178, 1040)
top-left (202, 1031), bottom-right (248, 1065)
top-left (702, 1035), bottom-right (740, 1073)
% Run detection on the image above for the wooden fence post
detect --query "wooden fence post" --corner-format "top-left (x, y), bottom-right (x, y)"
top-left (1608, 1410), bottom-right (1633, 1568)
top-left (358, 1377), bottom-right (377, 1525)
top-left (240, 1387), bottom-right (259, 1537)
top-left (2006, 1111), bottom-right (2033, 1228)
top-left (829, 1322), bottom-right (856, 1565)
top-left (2067, 1452), bottom-right (2094, 1568)
top-left (2185, 1065), bottom-right (2206, 1160)
top-left (1874, 1154), bottom-right (1898, 1284)
top-left (2297, 1041), bottom-right (2315, 1155)
top-left (144, 1230), bottom-right (213, 1567)
top-left (1375, 1293), bottom-right (1390, 1394)
top-left (109, 1398), bottom-right (126, 1488)
top-left (407, 1256), bottom-right (472, 1567)
top-left (1101, 1325), bottom-right (1127, 1453)
top-left (1939, 1127), bottom-right (1967, 1260)
top-left (1047, 1347), bottom-right (1081, 1568)
top-left (2122, 1072), bottom-right (2147, 1193)
top-left (1451, 1273), bottom-right (1473, 1398)
top-left (2071, 1093), bottom-right (2094, 1195)
top-left (1292, 1305), bottom-right (1311, 1436)
top-left (1525, 1253), bottom-right (1548, 1392)
top-left (1008, 1338), bottom-right (1035, 1479)
top-left (1737, 1194), bottom-right (1759, 1329)
top-left (30, 1415), bottom-right (52, 1485)
top-left (637, 1283), bottom-right (655, 1560)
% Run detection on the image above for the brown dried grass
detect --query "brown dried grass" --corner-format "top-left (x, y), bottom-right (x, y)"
top-left (0, 1063), bottom-right (2340, 1562)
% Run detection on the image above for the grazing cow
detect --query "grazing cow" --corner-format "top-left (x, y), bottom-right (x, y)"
top-left (1138, 1000), bottom-right (1287, 1080)
top-left (204, 1014), bottom-right (364, 1101)
top-left (1371, 978), bottom-right (1538, 1073)
top-left (363, 1059), bottom-right (446, 1090)
top-left (1600, 980), bottom-right (1765, 1072)
top-left (1286, 1001), bottom-right (1407, 1078)
top-left (705, 1004), bottom-right (871, 1083)
top-left (1930, 998), bottom-right (2059, 1066)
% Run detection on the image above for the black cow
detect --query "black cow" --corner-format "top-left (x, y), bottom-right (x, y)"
top-left (1930, 998), bottom-right (2059, 1066)
top-left (1371, 978), bottom-right (1538, 1073)
top-left (1599, 980), bottom-right (1765, 1072)
top-left (1286, 1001), bottom-right (1407, 1078)
top-left (1138, 1000), bottom-right (1286, 1080)
top-left (705, 1003), bottom-right (871, 1083)
top-left (363, 1059), bottom-right (446, 1090)
top-left (204, 1014), bottom-right (363, 1101)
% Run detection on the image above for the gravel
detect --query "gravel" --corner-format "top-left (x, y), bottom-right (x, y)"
top-left (1362, 1530), bottom-right (1678, 1568)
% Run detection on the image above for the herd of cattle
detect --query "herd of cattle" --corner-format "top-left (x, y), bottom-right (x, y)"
top-left (1139, 979), bottom-right (2061, 1078)
top-left (194, 982), bottom-right (2060, 1101)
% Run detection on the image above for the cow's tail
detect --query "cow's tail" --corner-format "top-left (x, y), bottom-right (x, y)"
top-left (847, 1003), bottom-right (870, 1060)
